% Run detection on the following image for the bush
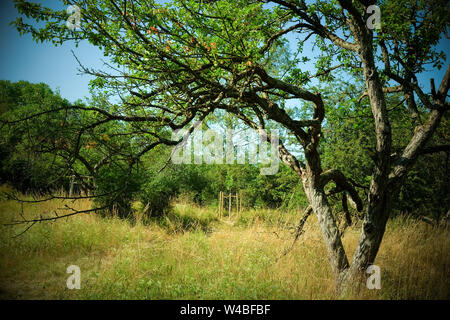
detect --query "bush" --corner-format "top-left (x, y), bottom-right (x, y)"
top-left (138, 172), bottom-right (178, 218)
top-left (94, 165), bottom-right (144, 219)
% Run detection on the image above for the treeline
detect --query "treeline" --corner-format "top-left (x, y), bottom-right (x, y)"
top-left (0, 80), bottom-right (448, 221)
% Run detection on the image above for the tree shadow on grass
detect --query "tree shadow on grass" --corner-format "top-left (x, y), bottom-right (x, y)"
top-left (151, 212), bottom-right (216, 235)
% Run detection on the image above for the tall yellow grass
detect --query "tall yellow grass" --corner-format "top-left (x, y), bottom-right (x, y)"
top-left (0, 194), bottom-right (448, 299)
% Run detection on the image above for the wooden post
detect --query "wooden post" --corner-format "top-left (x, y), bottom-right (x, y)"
top-left (219, 191), bottom-right (223, 219)
top-left (218, 192), bottom-right (244, 220)
top-left (69, 175), bottom-right (74, 197)
top-left (228, 192), bottom-right (232, 220)
top-left (237, 193), bottom-right (239, 218)
top-left (87, 176), bottom-right (92, 197)
top-left (239, 191), bottom-right (242, 217)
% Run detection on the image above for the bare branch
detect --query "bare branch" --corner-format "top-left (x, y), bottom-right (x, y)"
top-left (319, 169), bottom-right (364, 212)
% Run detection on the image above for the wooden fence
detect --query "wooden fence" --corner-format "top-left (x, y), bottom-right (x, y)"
top-left (218, 191), bottom-right (242, 220)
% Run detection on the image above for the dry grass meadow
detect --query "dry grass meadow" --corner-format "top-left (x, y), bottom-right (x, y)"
top-left (0, 187), bottom-right (449, 300)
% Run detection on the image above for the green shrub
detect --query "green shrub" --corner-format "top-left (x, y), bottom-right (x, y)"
top-left (94, 165), bottom-right (143, 219)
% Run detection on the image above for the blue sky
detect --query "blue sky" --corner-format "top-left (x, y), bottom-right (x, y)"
top-left (0, 0), bottom-right (448, 104)
top-left (0, 0), bottom-right (105, 103)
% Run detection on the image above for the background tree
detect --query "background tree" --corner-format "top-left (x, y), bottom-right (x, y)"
top-left (0, 80), bottom-right (73, 194)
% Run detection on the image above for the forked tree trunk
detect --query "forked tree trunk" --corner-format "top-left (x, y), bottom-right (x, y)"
top-left (301, 149), bottom-right (351, 283)
top-left (302, 177), bottom-right (350, 276)
top-left (347, 191), bottom-right (393, 278)
top-left (342, 16), bottom-right (394, 282)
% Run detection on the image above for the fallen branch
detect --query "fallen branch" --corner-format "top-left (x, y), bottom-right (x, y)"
top-left (276, 206), bottom-right (313, 262)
